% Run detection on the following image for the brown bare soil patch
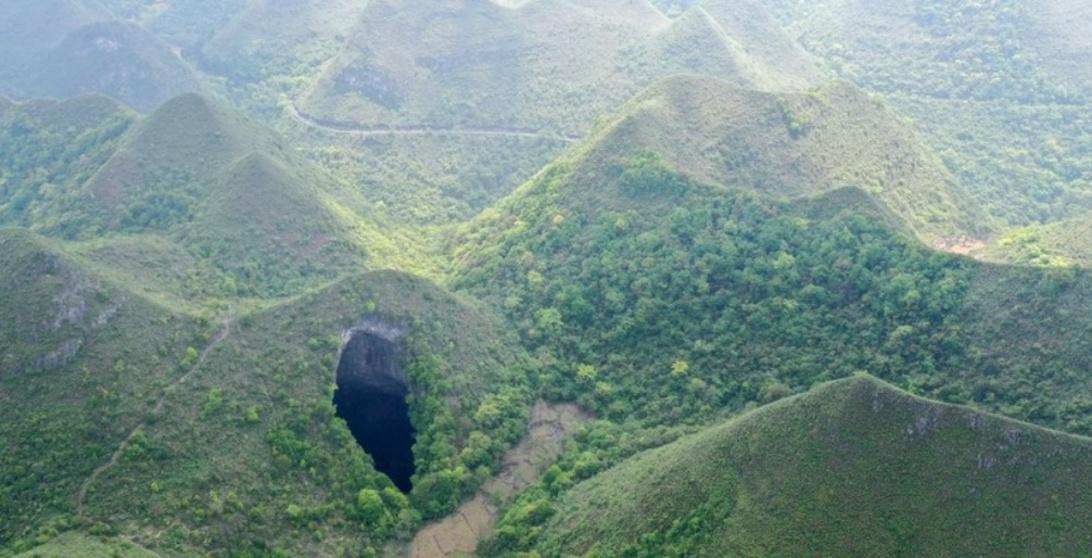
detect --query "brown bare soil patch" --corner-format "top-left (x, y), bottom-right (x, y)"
top-left (406, 402), bottom-right (590, 558)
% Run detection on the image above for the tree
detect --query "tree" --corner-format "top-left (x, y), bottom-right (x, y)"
top-left (671, 360), bottom-right (690, 378)
top-left (414, 467), bottom-right (468, 518)
top-left (759, 379), bottom-right (792, 403)
top-left (474, 400), bottom-right (502, 428)
top-left (534, 308), bottom-right (564, 339)
top-left (179, 346), bottom-right (199, 370)
top-left (576, 364), bottom-right (598, 384)
top-left (459, 431), bottom-right (494, 468)
top-left (202, 387), bottom-right (225, 417)
top-left (356, 489), bottom-right (385, 524)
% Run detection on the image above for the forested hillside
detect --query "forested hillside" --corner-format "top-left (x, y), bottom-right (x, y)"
top-left (1, 1), bottom-right (1091, 557)
top-left (0, 93), bottom-right (427, 304)
top-left (452, 143), bottom-right (1092, 436)
top-left (760, 0), bottom-right (1092, 230)
top-left (488, 377), bottom-right (1092, 557)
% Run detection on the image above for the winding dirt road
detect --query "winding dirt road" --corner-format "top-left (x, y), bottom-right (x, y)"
top-left (406, 403), bottom-right (590, 558)
top-left (286, 103), bottom-right (580, 143)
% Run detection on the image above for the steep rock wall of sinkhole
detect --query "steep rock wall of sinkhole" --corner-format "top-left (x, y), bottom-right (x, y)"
top-left (333, 325), bottom-right (416, 493)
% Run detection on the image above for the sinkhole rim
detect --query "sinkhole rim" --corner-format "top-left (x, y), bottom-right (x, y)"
top-left (333, 329), bottom-right (417, 494)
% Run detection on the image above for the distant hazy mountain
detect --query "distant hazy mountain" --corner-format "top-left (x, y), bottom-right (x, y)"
top-left (3, 2), bottom-right (1092, 557)
top-left (299, 0), bottom-right (822, 135)
top-left (0, 1), bottom-right (201, 111)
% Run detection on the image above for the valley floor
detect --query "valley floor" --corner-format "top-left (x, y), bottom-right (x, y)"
top-left (405, 403), bottom-right (590, 558)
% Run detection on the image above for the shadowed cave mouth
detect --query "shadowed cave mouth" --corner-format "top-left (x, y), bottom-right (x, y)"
top-left (333, 330), bottom-right (416, 493)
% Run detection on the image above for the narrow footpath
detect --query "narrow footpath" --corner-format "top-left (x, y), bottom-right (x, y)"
top-left (74, 317), bottom-right (234, 515)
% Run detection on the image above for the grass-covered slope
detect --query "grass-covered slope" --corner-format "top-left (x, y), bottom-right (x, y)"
top-left (957, 264), bottom-right (1092, 436)
top-left (502, 376), bottom-right (1092, 557)
top-left (0, 224), bottom-right (535, 556)
top-left (0, 0), bottom-right (108, 73)
top-left (0, 229), bottom-right (201, 549)
top-left (85, 92), bottom-right (281, 224)
top-left (12, 532), bottom-right (158, 558)
top-left (579, 76), bottom-right (986, 241)
top-left (892, 94), bottom-right (1092, 227)
top-left (62, 234), bottom-right (240, 313)
top-left (695, 0), bottom-right (823, 90)
top-left (0, 229), bottom-right (138, 378)
top-left (299, 0), bottom-right (820, 136)
top-left (0, 91), bottom-right (288, 237)
top-left (295, 130), bottom-right (570, 226)
top-left (982, 213), bottom-right (1092, 267)
top-left (760, 0), bottom-right (1083, 104)
top-left (1029, 0), bottom-right (1092, 91)
top-left (69, 270), bottom-right (532, 556)
top-left (114, 0), bottom-right (249, 53)
top-left (180, 151), bottom-right (365, 297)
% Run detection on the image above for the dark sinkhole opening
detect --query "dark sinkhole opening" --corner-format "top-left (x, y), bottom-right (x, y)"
top-left (333, 330), bottom-right (416, 493)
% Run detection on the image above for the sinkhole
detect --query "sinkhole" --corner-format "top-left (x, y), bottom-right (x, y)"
top-left (332, 329), bottom-right (416, 493)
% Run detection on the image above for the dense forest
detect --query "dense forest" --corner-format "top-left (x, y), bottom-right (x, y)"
top-left (1, 1), bottom-right (1091, 557)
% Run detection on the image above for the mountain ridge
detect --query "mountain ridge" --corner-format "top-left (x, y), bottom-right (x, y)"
top-left (496, 375), bottom-right (1092, 557)
top-left (2, 3), bottom-right (1092, 557)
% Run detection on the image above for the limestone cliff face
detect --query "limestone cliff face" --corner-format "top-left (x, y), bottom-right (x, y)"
top-left (333, 321), bottom-right (417, 492)
top-left (336, 322), bottom-right (407, 395)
